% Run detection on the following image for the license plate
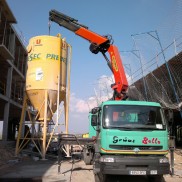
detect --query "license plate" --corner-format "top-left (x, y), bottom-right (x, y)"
top-left (150, 170), bottom-right (157, 174)
top-left (130, 171), bottom-right (146, 175)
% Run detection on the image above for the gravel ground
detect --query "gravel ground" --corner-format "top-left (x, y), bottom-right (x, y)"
top-left (66, 154), bottom-right (182, 182)
top-left (0, 144), bottom-right (182, 182)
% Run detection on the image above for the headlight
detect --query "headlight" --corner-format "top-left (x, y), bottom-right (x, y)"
top-left (159, 158), bottom-right (169, 163)
top-left (100, 157), bottom-right (114, 162)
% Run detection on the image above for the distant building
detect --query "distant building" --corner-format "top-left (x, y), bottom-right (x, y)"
top-left (0, 0), bottom-right (27, 141)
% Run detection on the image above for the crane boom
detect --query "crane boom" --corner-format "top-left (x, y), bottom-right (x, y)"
top-left (49, 9), bottom-right (128, 100)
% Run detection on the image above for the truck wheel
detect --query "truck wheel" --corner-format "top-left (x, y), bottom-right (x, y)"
top-left (94, 172), bottom-right (107, 182)
top-left (84, 154), bottom-right (91, 165)
top-left (148, 175), bottom-right (164, 182)
top-left (83, 149), bottom-right (92, 165)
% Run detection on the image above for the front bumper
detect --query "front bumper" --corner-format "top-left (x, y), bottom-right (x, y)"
top-left (93, 155), bottom-right (170, 175)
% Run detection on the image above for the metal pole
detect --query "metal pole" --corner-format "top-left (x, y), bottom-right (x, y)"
top-left (169, 136), bottom-right (175, 176)
top-left (65, 44), bottom-right (72, 158)
top-left (66, 44), bottom-right (71, 135)
top-left (48, 21), bottom-right (51, 35)
top-left (132, 30), bottom-right (182, 118)
top-left (42, 90), bottom-right (48, 159)
top-left (57, 59), bottom-right (60, 130)
top-left (131, 37), bottom-right (148, 101)
top-left (170, 148), bottom-right (174, 176)
top-left (154, 31), bottom-right (182, 118)
top-left (174, 39), bottom-right (178, 56)
top-left (124, 63), bottom-right (133, 84)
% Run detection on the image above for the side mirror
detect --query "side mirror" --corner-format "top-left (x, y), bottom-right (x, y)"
top-left (91, 115), bottom-right (98, 126)
top-left (91, 107), bottom-right (101, 114)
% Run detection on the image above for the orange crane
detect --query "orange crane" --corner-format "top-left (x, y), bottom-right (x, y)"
top-left (49, 10), bottom-right (128, 100)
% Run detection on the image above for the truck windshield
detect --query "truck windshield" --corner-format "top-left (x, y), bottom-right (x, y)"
top-left (103, 105), bottom-right (166, 130)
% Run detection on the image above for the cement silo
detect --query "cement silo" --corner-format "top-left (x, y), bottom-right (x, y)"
top-left (26, 35), bottom-right (68, 120)
top-left (15, 34), bottom-right (71, 159)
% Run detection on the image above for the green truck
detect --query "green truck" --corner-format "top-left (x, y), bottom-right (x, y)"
top-left (84, 100), bottom-right (170, 181)
top-left (49, 10), bottom-right (170, 182)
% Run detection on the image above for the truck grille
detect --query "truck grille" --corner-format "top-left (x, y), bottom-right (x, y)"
top-left (109, 145), bottom-right (163, 150)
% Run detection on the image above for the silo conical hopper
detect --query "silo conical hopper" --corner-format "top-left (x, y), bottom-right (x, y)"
top-left (26, 35), bottom-right (68, 121)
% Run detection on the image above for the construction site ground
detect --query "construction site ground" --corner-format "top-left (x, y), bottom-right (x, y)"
top-left (0, 143), bottom-right (182, 182)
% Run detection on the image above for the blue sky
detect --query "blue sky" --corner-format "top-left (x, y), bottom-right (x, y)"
top-left (6, 0), bottom-right (178, 133)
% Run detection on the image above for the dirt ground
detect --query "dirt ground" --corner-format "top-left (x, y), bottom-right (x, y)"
top-left (0, 143), bottom-right (182, 182)
top-left (0, 142), bottom-right (16, 170)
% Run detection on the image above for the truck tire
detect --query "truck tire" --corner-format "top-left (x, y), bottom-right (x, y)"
top-left (94, 172), bottom-right (107, 182)
top-left (84, 153), bottom-right (91, 165)
top-left (148, 175), bottom-right (164, 182)
top-left (83, 148), bottom-right (93, 165)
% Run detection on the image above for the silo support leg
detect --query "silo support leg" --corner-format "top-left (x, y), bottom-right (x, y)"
top-left (15, 94), bottom-right (27, 156)
top-left (42, 90), bottom-right (48, 159)
top-left (64, 97), bottom-right (70, 157)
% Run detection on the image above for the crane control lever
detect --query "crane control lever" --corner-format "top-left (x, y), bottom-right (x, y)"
top-left (49, 10), bottom-right (128, 100)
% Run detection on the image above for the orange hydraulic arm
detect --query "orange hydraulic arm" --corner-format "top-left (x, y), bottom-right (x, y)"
top-left (49, 10), bottom-right (128, 100)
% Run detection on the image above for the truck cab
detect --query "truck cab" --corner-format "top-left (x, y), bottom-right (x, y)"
top-left (90, 100), bottom-right (170, 181)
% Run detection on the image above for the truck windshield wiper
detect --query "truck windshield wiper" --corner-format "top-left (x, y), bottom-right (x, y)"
top-left (109, 126), bottom-right (134, 130)
top-left (133, 126), bottom-right (163, 130)
top-left (108, 125), bottom-right (163, 130)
